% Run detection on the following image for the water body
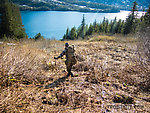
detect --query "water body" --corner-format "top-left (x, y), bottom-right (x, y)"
top-left (21, 11), bottom-right (144, 40)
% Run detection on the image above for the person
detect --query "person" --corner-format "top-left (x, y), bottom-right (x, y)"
top-left (54, 43), bottom-right (77, 77)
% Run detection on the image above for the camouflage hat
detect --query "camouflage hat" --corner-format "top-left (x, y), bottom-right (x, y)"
top-left (65, 43), bottom-right (69, 47)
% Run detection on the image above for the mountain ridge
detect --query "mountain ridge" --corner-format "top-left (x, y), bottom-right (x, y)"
top-left (11, 0), bottom-right (149, 12)
top-left (81, 0), bottom-right (149, 10)
top-left (11, 0), bottom-right (120, 13)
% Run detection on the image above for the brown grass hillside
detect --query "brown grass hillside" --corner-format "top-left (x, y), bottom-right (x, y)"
top-left (0, 36), bottom-right (150, 113)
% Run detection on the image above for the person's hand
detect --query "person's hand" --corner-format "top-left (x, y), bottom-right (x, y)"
top-left (54, 57), bottom-right (58, 59)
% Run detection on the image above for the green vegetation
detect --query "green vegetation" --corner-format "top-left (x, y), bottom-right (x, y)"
top-left (78, 14), bottom-right (86, 39)
top-left (34, 33), bottom-right (44, 41)
top-left (63, 2), bottom-right (150, 40)
top-left (0, 0), bottom-right (26, 40)
top-left (123, 1), bottom-right (138, 34)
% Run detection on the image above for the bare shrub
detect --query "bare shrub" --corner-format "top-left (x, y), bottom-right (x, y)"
top-left (137, 26), bottom-right (150, 64)
top-left (75, 54), bottom-right (85, 62)
top-left (117, 64), bottom-right (142, 86)
top-left (136, 26), bottom-right (150, 91)
top-left (73, 53), bottom-right (108, 83)
top-left (0, 44), bottom-right (49, 88)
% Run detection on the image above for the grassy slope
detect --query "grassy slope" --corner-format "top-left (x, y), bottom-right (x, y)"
top-left (0, 36), bottom-right (150, 112)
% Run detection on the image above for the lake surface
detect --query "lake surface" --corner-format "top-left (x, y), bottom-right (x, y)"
top-left (21, 11), bottom-right (144, 40)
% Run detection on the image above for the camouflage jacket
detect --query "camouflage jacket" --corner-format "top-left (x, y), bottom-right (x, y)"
top-left (57, 46), bottom-right (75, 60)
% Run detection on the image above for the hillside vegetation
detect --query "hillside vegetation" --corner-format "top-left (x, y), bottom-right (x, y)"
top-left (82, 0), bottom-right (149, 10)
top-left (63, 2), bottom-right (150, 40)
top-left (11, 0), bottom-right (120, 13)
top-left (0, 35), bottom-right (150, 112)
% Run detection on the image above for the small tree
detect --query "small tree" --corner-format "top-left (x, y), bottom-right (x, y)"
top-left (123, 1), bottom-right (138, 34)
top-left (93, 20), bottom-right (99, 33)
top-left (66, 28), bottom-right (70, 40)
top-left (142, 6), bottom-right (150, 26)
top-left (99, 22), bottom-right (103, 33)
top-left (70, 27), bottom-right (77, 40)
top-left (115, 19), bottom-right (123, 33)
top-left (87, 24), bottom-right (94, 35)
top-left (105, 19), bottom-right (110, 33)
top-left (63, 28), bottom-right (70, 40)
top-left (78, 14), bottom-right (86, 39)
top-left (102, 17), bottom-right (106, 33)
top-left (110, 17), bottom-right (117, 34)
top-left (34, 33), bottom-right (44, 41)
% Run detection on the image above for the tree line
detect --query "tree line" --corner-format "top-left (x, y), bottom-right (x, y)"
top-left (62, 2), bottom-right (150, 40)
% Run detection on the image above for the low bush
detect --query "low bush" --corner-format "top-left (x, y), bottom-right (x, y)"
top-left (0, 43), bottom-right (49, 88)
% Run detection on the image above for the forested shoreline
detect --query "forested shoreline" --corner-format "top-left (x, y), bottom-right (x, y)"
top-left (0, 0), bottom-right (149, 41)
top-left (11, 0), bottom-right (120, 13)
top-left (63, 2), bottom-right (150, 40)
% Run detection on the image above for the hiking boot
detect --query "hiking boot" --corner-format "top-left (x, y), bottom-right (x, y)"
top-left (66, 73), bottom-right (70, 77)
top-left (71, 72), bottom-right (74, 77)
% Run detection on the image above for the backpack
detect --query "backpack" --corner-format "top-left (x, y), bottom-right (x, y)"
top-left (66, 45), bottom-right (77, 65)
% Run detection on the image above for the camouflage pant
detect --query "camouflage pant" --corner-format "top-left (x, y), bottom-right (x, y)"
top-left (65, 57), bottom-right (77, 72)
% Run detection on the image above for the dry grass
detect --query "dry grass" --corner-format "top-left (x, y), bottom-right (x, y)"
top-left (135, 26), bottom-right (150, 92)
top-left (89, 35), bottom-right (117, 42)
top-left (0, 43), bottom-right (50, 87)
top-left (0, 37), bottom-right (150, 112)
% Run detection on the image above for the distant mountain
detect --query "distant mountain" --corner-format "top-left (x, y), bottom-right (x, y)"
top-left (81, 0), bottom-right (150, 10)
top-left (11, 0), bottom-right (120, 13)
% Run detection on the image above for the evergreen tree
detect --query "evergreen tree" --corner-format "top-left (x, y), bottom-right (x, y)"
top-left (88, 24), bottom-right (94, 35)
top-left (143, 6), bottom-right (150, 26)
top-left (123, 15), bottom-right (133, 34)
top-left (0, 0), bottom-right (26, 39)
top-left (115, 19), bottom-right (122, 33)
top-left (105, 19), bottom-right (110, 33)
top-left (99, 22), bottom-right (103, 33)
top-left (131, 1), bottom-right (138, 18)
top-left (62, 34), bottom-right (66, 40)
top-left (120, 20), bottom-right (125, 34)
top-left (85, 25), bottom-right (89, 36)
top-left (123, 1), bottom-right (138, 34)
top-left (65, 28), bottom-right (70, 40)
top-left (102, 17), bottom-right (106, 33)
top-left (63, 28), bottom-right (70, 40)
top-left (70, 27), bottom-right (77, 40)
top-left (0, 7), bottom-right (2, 35)
top-left (78, 14), bottom-right (86, 39)
top-left (110, 17), bottom-right (117, 34)
top-left (93, 20), bottom-right (99, 33)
